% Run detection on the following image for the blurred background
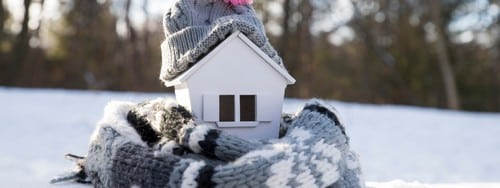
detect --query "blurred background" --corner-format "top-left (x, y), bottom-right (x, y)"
top-left (0, 0), bottom-right (499, 112)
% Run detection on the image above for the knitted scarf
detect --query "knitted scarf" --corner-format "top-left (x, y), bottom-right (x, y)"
top-left (53, 98), bottom-right (365, 188)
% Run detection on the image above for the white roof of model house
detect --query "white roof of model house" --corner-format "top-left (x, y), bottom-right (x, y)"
top-left (164, 31), bottom-right (296, 87)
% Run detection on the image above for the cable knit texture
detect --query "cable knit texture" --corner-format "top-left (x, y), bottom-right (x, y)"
top-left (83, 98), bottom-right (365, 188)
top-left (160, 0), bottom-right (284, 82)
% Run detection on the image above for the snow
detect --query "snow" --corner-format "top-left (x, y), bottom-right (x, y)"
top-left (1, 87), bottom-right (499, 187)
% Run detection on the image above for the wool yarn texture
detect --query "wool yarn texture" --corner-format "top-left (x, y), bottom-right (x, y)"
top-left (160, 0), bottom-right (283, 82)
top-left (80, 98), bottom-right (365, 188)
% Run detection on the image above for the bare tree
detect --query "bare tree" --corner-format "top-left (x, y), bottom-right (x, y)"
top-left (296, 0), bottom-right (314, 97)
top-left (16, 0), bottom-right (32, 54)
top-left (141, 0), bottom-right (150, 48)
top-left (490, 0), bottom-right (500, 111)
top-left (490, 42), bottom-right (500, 111)
top-left (34, 0), bottom-right (45, 38)
top-left (10, 0), bottom-right (32, 84)
top-left (489, 17), bottom-right (500, 111)
top-left (124, 0), bottom-right (141, 89)
top-left (275, 0), bottom-right (316, 98)
top-left (0, 0), bottom-right (8, 83)
top-left (0, 0), bottom-right (6, 38)
top-left (279, 0), bottom-right (292, 52)
top-left (429, 0), bottom-right (461, 110)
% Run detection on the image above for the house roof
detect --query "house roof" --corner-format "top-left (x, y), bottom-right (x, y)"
top-left (164, 31), bottom-right (296, 87)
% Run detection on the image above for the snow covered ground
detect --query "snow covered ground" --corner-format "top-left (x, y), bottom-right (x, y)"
top-left (1, 87), bottom-right (499, 188)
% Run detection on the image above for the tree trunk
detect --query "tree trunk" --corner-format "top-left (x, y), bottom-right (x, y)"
top-left (11, 0), bottom-right (32, 85)
top-left (279, 0), bottom-right (292, 65)
top-left (490, 41), bottom-right (500, 111)
top-left (124, 0), bottom-right (141, 90)
top-left (429, 1), bottom-right (460, 110)
top-left (140, 0), bottom-right (155, 91)
top-left (296, 0), bottom-right (314, 98)
top-left (34, 0), bottom-right (45, 38)
top-left (16, 0), bottom-right (32, 54)
top-left (0, 0), bottom-right (6, 37)
top-left (0, 0), bottom-right (7, 84)
top-left (279, 0), bottom-right (301, 97)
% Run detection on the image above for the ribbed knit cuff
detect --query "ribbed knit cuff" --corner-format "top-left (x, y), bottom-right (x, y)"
top-left (161, 27), bottom-right (209, 80)
top-left (287, 99), bottom-right (349, 145)
top-left (85, 126), bottom-right (181, 188)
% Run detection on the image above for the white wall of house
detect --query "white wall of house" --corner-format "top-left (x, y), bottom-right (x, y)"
top-left (174, 35), bottom-right (289, 139)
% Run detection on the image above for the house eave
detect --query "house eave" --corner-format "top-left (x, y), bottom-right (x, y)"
top-left (164, 79), bottom-right (182, 87)
top-left (164, 31), bottom-right (296, 87)
top-left (163, 66), bottom-right (198, 87)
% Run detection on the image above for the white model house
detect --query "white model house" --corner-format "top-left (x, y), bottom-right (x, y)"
top-left (164, 31), bottom-right (295, 139)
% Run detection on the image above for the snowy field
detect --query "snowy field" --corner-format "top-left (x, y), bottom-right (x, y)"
top-left (1, 87), bottom-right (499, 188)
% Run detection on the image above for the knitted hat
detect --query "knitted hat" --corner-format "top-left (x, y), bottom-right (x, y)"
top-left (160, 0), bottom-right (284, 83)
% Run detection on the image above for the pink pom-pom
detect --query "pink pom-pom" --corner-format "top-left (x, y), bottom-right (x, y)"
top-left (223, 0), bottom-right (253, 6)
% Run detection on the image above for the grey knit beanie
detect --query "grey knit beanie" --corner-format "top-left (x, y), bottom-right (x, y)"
top-left (160, 0), bottom-right (284, 82)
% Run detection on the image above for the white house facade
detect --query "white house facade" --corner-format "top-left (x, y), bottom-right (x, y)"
top-left (165, 31), bottom-right (295, 139)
